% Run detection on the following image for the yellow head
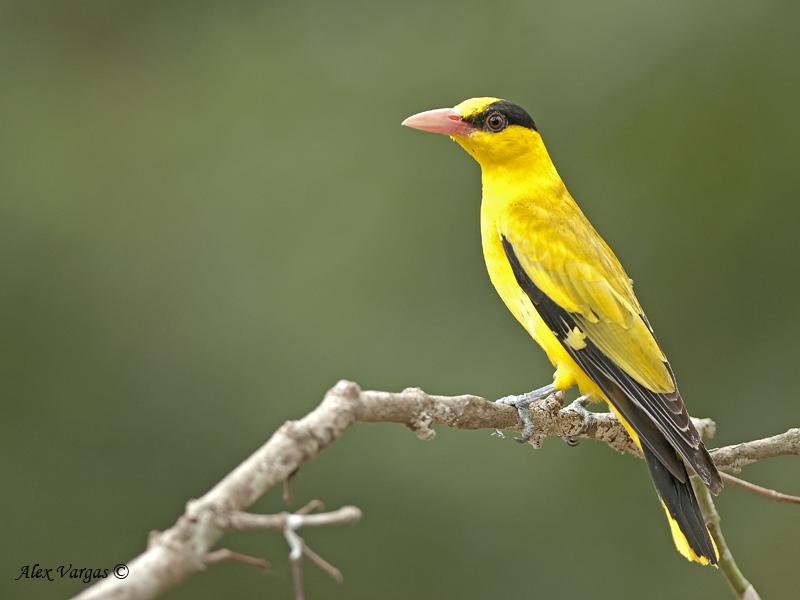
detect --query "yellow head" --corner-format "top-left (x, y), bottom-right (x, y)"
top-left (402, 97), bottom-right (545, 170)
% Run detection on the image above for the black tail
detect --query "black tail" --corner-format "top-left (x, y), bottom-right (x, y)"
top-left (642, 445), bottom-right (718, 565)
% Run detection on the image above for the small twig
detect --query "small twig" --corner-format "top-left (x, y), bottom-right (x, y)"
top-left (284, 514), bottom-right (306, 599)
top-left (202, 549), bottom-right (270, 571)
top-left (691, 477), bottom-right (761, 600)
top-left (284, 515), bottom-right (305, 560)
top-left (228, 505), bottom-right (362, 530)
top-left (284, 468), bottom-right (299, 504)
top-left (296, 499), bottom-right (325, 515)
top-left (303, 542), bottom-right (343, 582)
top-left (719, 472), bottom-right (800, 505)
top-left (291, 557), bottom-right (305, 600)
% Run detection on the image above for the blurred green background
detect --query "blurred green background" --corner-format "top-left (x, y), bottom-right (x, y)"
top-left (2, 0), bottom-right (799, 598)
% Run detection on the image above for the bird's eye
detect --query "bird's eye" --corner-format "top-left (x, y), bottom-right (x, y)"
top-left (486, 113), bottom-right (507, 132)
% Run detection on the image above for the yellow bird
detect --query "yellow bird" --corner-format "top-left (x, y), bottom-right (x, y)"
top-left (403, 97), bottom-right (722, 565)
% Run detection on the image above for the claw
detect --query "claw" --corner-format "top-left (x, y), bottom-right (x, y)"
top-left (514, 406), bottom-right (534, 444)
top-left (560, 394), bottom-right (595, 446)
top-left (495, 383), bottom-right (556, 443)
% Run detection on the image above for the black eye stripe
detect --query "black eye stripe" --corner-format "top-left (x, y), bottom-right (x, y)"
top-left (463, 100), bottom-right (538, 132)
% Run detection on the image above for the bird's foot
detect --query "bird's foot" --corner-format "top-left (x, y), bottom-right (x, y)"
top-left (560, 394), bottom-right (595, 446)
top-left (495, 383), bottom-right (557, 444)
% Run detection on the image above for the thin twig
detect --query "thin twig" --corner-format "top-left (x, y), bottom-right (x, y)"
top-left (691, 477), bottom-right (761, 600)
top-left (283, 468), bottom-right (299, 504)
top-left (303, 543), bottom-right (343, 582)
top-left (202, 549), bottom-right (270, 571)
top-left (227, 506), bottom-right (362, 531)
top-left (291, 557), bottom-right (305, 600)
top-left (296, 499), bottom-right (325, 515)
top-left (719, 472), bottom-right (800, 504)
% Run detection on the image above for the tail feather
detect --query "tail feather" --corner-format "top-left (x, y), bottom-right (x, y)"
top-left (642, 445), bottom-right (718, 566)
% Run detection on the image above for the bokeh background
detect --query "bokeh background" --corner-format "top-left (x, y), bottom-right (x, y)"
top-left (2, 1), bottom-right (799, 598)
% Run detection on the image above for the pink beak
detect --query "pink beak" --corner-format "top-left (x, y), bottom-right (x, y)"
top-left (401, 108), bottom-right (476, 137)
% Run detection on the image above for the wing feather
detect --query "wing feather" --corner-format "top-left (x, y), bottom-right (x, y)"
top-left (499, 232), bottom-right (721, 493)
top-left (500, 210), bottom-right (673, 393)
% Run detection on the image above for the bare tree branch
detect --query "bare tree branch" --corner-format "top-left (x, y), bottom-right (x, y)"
top-left (719, 472), bottom-right (800, 504)
top-left (355, 385), bottom-right (716, 454)
top-left (70, 380), bottom-right (796, 600)
top-left (710, 429), bottom-right (800, 473)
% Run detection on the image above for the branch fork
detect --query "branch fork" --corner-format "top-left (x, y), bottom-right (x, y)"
top-left (222, 502), bottom-right (362, 599)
